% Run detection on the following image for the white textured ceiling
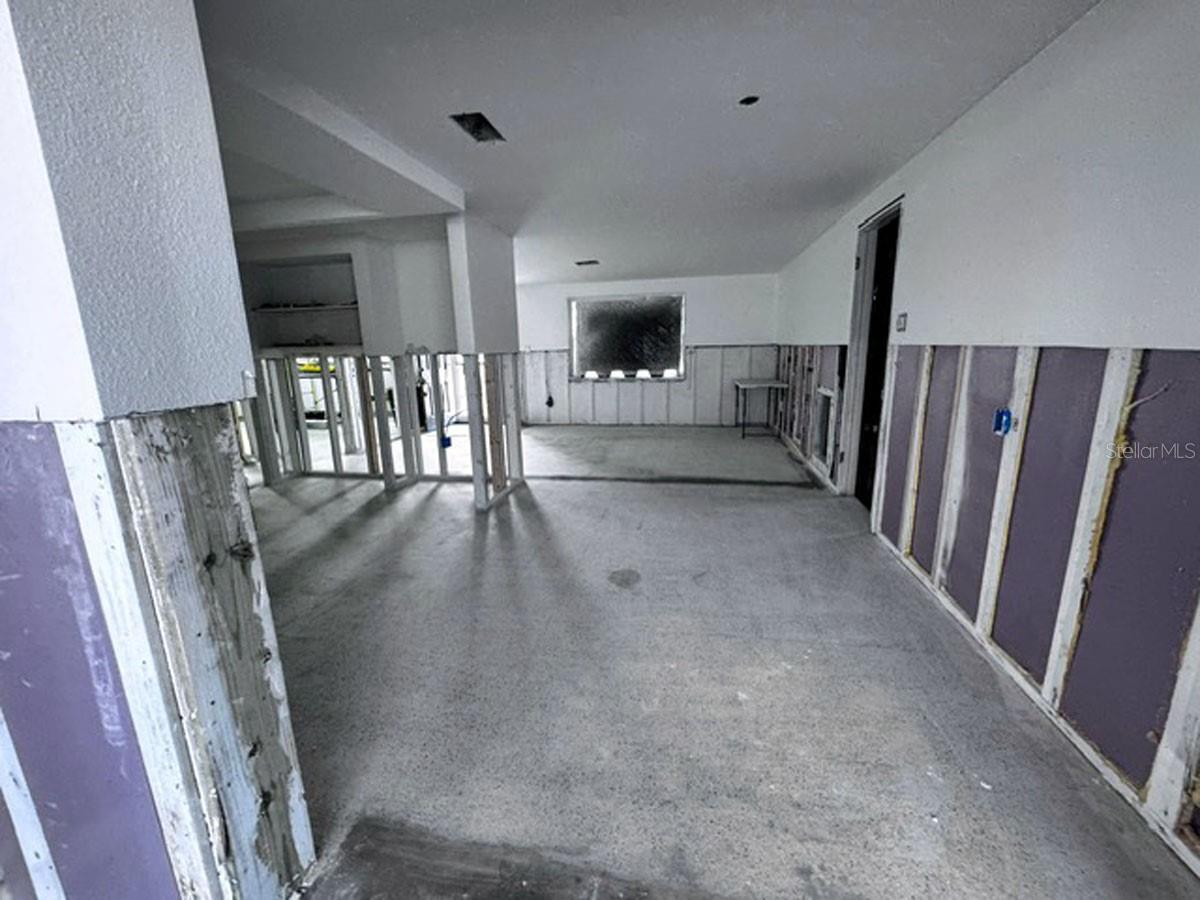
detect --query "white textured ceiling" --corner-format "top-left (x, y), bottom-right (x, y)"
top-left (197, 0), bottom-right (1098, 284)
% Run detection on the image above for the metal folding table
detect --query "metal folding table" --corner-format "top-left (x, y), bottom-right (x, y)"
top-left (733, 379), bottom-right (788, 438)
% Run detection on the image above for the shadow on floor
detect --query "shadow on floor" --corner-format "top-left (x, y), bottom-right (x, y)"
top-left (306, 817), bottom-right (723, 900)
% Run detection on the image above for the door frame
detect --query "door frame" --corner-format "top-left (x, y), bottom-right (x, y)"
top-left (837, 196), bottom-right (903, 498)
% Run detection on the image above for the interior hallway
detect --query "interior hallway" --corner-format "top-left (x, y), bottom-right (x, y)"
top-left (252, 476), bottom-right (1195, 898)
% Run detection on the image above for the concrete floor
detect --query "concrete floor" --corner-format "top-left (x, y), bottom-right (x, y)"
top-left (252, 473), bottom-right (1196, 898)
top-left (518, 426), bottom-right (810, 483)
top-left (421, 423), bottom-right (811, 483)
top-left (249, 424), bottom-right (809, 486)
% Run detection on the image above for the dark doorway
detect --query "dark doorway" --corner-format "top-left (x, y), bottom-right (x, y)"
top-left (854, 214), bottom-right (900, 507)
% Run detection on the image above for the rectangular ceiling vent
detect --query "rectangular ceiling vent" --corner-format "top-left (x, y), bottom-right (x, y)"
top-left (450, 112), bottom-right (505, 143)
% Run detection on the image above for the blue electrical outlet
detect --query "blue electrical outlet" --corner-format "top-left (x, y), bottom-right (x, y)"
top-left (993, 407), bottom-right (1013, 435)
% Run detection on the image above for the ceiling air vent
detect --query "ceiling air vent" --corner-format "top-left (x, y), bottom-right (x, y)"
top-left (450, 112), bottom-right (505, 143)
top-left (575, 259), bottom-right (600, 267)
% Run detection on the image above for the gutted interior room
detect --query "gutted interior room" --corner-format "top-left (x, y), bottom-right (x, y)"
top-left (3, 1), bottom-right (1200, 898)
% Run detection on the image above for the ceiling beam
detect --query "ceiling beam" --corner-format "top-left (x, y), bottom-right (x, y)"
top-left (207, 57), bottom-right (465, 218)
top-left (229, 195), bottom-right (388, 233)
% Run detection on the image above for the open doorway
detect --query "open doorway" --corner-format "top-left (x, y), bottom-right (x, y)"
top-left (841, 200), bottom-right (902, 508)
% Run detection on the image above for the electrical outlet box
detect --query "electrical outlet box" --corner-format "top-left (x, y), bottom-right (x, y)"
top-left (895, 312), bottom-right (908, 333)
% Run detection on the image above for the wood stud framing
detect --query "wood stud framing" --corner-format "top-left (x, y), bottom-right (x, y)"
top-left (871, 341), bottom-right (1200, 878)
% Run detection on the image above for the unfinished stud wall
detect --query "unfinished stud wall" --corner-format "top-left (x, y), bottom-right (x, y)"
top-left (774, 345), bottom-right (847, 486)
top-left (873, 343), bottom-right (1200, 875)
top-left (0, 423), bottom-right (179, 899)
top-left (520, 345), bottom-right (779, 427)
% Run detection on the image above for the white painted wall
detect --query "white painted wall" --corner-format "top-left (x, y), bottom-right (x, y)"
top-left (522, 346), bottom-right (779, 427)
top-left (0, 0), bottom-right (101, 421)
top-left (394, 240), bottom-right (455, 352)
top-left (518, 274), bottom-right (778, 351)
top-left (238, 233), bottom-right (457, 354)
top-left (9, 0), bottom-right (254, 417)
top-left (778, 0), bottom-right (1200, 351)
top-left (447, 214), bottom-right (520, 354)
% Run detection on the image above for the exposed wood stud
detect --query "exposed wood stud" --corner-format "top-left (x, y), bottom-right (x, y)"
top-left (266, 359), bottom-right (299, 475)
top-left (932, 347), bottom-right (973, 590)
top-left (502, 353), bottom-right (525, 482)
top-left (1041, 348), bottom-right (1141, 708)
top-left (369, 356), bottom-right (399, 491)
top-left (976, 346), bottom-right (1039, 637)
top-left (898, 345), bottom-right (934, 555)
top-left (1145, 581), bottom-right (1200, 829)
top-left (252, 358), bottom-right (283, 486)
top-left (357, 356), bottom-right (380, 475)
top-left (109, 406), bottom-right (315, 897)
top-left (286, 356), bottom-right (312, 473)
top-left (429, 353), bottom-right (449, 476)
top-left (870, 344), bottom-right (900, 534)
top-left (484, 355), bottom-right (508, 494)
top-left (463, 355), bottom-right (490, 511)
top-left (0, 706), bottom-right (66, 900)
top-left (336, 355), bottom-right (361, 454)
top-left (320, 356), bottom-right (343, 474)
top-left (391, 355), bottom-right (419, 482)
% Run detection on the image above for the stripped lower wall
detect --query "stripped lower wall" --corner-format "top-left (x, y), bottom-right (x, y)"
top-left (870, 343), bottom-right (1200, 874)
top-left (0, 408), bottom-right (314, 899)
top-left (520, 345), bottom-right (779, 426)
top-left (775, 345), bottom-right (846, 487)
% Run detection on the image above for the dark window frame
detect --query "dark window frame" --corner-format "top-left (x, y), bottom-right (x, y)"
top-left (568, 294), bottom-right (687, 381)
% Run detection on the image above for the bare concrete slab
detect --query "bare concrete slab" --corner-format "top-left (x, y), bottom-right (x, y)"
top-left (252, 479), bottom-right (1196, 899)
top-left (518, 425), bottom-right (809, 483)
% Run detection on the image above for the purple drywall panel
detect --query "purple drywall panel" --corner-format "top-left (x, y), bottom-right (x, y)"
top-left (944, 347), bottom-right (1017, 617)
top-left (817, 345), bottom-right (840, 390)
top-left (910, 346), bottom-right (960, 574)
top-left (991, 348), bottom-right (1107, 682)
top-left (1060, 350), bottom-right (1200, 787)
top-left (1, 793), bottom-right (34, 900)
top-left (879, 345), bottom-right (922, 548)
top-left (0, 424), bottom-right (178, 900)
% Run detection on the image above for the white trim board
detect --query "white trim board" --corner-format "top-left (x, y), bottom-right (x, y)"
top-left (0, 706), bottom-right (65, 900)
top-left (1041, 348), bottom-right (1140, 708)
top-left (55, 422), bottom-right (225, 900)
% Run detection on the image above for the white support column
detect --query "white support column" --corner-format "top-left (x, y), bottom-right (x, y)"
top-left (463, 355), bottom-right (490, 511)
top-left (1042, 348), bottom-right (1141, 707)
top-left (429, 353), bottom-right (449, 476)
top-left (502, 353), bottom-right (525, 483)
top-left (368, 356), bottom-right (398, 490)
top-left (976, 346), bottom-right (1038, 636)
top-left (319, 356), bottom-right (343, 474)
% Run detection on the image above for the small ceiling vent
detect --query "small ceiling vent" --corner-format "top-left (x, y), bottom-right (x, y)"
top-left (574, 259), bottom-right (600, 267)
top-left (450, 112), bottom-right (505, 143)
